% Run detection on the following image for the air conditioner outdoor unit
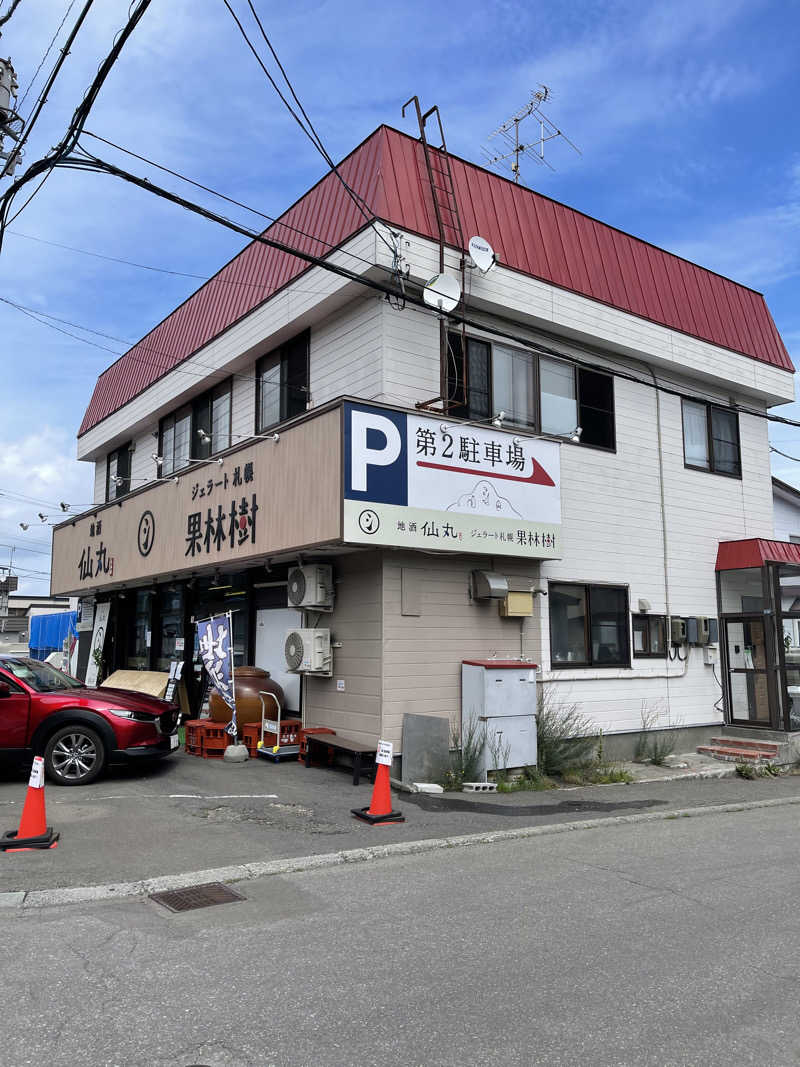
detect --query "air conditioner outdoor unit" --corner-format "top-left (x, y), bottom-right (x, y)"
top-left (284, 628), bottom-right (332, 675)
top-left (287, 565), bottom-right (334, 611)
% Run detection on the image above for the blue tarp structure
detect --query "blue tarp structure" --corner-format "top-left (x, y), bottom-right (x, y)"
top-left (28, 611), bottom-right (78, 661)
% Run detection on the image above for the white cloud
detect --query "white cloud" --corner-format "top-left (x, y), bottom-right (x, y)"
top-left (0, 429), bottom-right (94, 595)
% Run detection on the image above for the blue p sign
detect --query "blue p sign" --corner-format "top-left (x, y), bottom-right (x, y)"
top-left (344, 404), bottom-right (407, 505)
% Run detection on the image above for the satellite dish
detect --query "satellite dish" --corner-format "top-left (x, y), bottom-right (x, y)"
top-left (468, 235), bottom-right (496, 273)
top-left (422, 272), bottom-right (461, 313)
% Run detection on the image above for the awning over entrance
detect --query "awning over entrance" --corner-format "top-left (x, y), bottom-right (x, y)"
top-left (716, 538), bottom-right (800, 571)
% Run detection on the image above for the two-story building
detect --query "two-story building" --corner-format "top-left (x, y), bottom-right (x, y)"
top-left (51, 123), bottom-right (798, 762)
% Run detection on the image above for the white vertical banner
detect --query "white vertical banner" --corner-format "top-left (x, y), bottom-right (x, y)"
top-left (85, 601), bottom-right (110, 687)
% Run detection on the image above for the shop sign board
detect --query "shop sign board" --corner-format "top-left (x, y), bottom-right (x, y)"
top-left (51, 409), bottom-right (342, 596)
top-left (85, 601), bottom-right (110, 688)
top-left (343, 403), bottom-right (561, 558)
top-left (75, 598), bottom-right (95, 632)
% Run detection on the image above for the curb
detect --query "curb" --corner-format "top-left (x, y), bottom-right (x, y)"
top-left (2, 792), bottom-right (799, 911)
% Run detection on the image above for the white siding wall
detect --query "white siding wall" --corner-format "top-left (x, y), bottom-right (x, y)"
top-left (534, 382), bottom-right (775, 735)
top-left (773, 491), bottom-right (800, 542)
top-left (93, 460), bottom-right (105, 506)
top-left (231, 372), bottom-right (254, 443)
top-left (309, 294), bottom-right (384, 407)
top-left (377, 232), bottom-right (795, 407)
top-left (382, 303), bottom-right (439, 407)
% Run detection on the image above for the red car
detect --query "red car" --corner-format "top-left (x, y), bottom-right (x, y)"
top-left (0, 655), bottom-right (180, 786)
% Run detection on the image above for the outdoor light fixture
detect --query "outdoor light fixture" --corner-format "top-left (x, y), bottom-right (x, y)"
top-left (491, 411), bottom-right (506, 427)
top-left (112, 476), bottom-right (126, 487)
top-left (570, 426), bottom-right (583, 443)
top-left (19, 522), bottom-right (28, 531)
top-left (38, 512), bottom-right (48, 522)
top-left (59, 502), bottom-right (70, 512)
top-left (197, 428), bottom-right (211, 444)
top-left (151, 453), bottom-right (163, 464)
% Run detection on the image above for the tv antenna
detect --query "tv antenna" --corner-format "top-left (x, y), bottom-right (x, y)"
top-left (483, 86), bottom-right (580, 183)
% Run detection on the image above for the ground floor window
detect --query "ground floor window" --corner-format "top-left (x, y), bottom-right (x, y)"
top-left (549, 582), bottom-right (630, 667)
top-left (632, 614), bottom-right (667, 657)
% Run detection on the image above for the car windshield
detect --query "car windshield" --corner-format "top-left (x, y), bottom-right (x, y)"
top-left (0, 658), bottom-right (84, 693)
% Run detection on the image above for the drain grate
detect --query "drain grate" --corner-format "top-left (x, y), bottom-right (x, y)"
top-left (149, 881), bottom-right (245, 912)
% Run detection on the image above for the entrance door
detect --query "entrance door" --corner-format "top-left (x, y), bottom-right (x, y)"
top-left (724, 617), bottom-right (773, 727)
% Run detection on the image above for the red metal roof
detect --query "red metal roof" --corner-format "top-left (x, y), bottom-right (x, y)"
top-left (79, 126), bottom-right (793, 437)
top-left (716, 539), bottom-right (800, 571)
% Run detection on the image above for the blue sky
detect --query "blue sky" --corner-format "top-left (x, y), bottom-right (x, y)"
top-left (1, 0), bottom-right (798, 591)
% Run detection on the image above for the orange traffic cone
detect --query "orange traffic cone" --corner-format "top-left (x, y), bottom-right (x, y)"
top-left (352, 744), bottom-right (404, 825)
top-left (1, 757), bottom-right (59, 852)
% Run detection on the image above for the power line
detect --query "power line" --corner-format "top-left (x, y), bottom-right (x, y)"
top-left (16, 0), bottom-right (79, 115)
top-left (0, 0), bottom-right (152, 234)
top-left (79, 132), bottom-right (395, 278)
top-left (0, 0), bottom-right (23, 28)
top-left (0, 0), bottom-right (97, 181)
top-left (219, 0), bottom-right (395, 257)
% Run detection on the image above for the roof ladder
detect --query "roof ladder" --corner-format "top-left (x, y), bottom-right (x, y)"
top-left (402, 97), bottom-right (467, 413)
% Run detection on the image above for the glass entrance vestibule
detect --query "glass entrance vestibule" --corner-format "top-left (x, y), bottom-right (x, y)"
top-left (717, 541), bottom-right (800, 733)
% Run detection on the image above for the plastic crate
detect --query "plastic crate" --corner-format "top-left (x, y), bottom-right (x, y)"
top-left (184, 719), bottom-right (207, 751)
top-left (260, 718), bottom-right (302, 749)
top-left (200, 738), bottom-right (228, 759)
top-left (298, 727), bottom-right (335, 759)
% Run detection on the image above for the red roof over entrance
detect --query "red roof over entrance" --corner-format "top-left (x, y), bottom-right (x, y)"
top-left (716, 539), bottom-right (800, 571)
top-left (79, 125), bottom-right (793, 438)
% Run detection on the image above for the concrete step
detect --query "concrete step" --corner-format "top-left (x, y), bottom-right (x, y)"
top-left (710, 736), bottom-right (780, 755)
top-left (696, 745), bottom-right (777, 764)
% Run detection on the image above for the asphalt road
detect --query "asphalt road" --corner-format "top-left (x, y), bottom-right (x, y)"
top-left (3, 802), bottom-right (800, 1066)
top-left (4, 749), bottom-right (800, 893)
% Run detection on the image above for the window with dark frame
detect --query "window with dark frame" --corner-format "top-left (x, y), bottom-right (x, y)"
top-left (549, 582), bottom-right (630, 668)
top-left (256, 330), bottom-right (309, 433)
top-left (105, 442), bottom-right (132, 501)
top-left (632, 614), bottom-right (667, 657)
top-left (681, 398), bottom-right (741, 477)
top-left (158, 380), bottom-right (232, 476)
top-left (446, 330), bottom-right (614, 447)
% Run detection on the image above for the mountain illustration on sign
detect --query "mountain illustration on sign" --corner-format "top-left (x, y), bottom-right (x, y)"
top-left (447, 480), bottom-right (521, 518)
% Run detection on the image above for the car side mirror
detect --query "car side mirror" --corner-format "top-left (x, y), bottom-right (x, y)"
top-left (0, 682), bottom-right (10, 698)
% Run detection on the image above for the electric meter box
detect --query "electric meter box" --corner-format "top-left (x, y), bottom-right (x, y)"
top-left (687, 616), bottom-right (712, 645)
top-left (670, 617), bottom-right (687, 645)
top-left (461, 660), bottom-right (538, 777)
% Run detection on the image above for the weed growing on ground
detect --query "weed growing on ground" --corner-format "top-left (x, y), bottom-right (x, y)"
top-left (634, 700), bottom-right (686, 765)
top-left (440, 714), bottom-right (486, 791)
top-left (496, 767), bottom-right (558, 793)
top-left (735, 761), bottom-right (781, 780)
top-left (560, 764), bottom-right (635, 786)
top-left (536, 687), bottom-right (598, 776)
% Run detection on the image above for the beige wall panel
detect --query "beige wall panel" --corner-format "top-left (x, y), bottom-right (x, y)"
top-left (381, 553), bottom-right (541, 750)
top-left (303, 552), bottom-right (382, 745)
top-left (52, 409), bottom-right (342, 595)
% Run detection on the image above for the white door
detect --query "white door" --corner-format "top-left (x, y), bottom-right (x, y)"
top-left (255, 608), bottom-right (302, 713)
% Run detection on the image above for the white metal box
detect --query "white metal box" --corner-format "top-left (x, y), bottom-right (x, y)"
top-left (461, 660), bottom-right (538, 777)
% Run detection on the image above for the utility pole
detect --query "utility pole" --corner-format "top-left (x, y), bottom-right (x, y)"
top-left (0, 54), bottom-right (22, 174)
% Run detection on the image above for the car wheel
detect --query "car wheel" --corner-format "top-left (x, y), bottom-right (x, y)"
top-left (44, 725), bottom-right (107, 786)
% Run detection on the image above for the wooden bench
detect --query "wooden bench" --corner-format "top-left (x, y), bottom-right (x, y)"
top-left (304, 733), bottom-right (377, 786)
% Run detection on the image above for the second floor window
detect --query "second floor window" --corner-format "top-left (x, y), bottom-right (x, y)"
top-left (682, 399), bottom-right (741, 477)
top-left (447, 332), bottom-right (615, 448)
top-left (159, 380), bottom-right (232, 476)
top-left (256, 330), bottom-right (309, 433)
top-left (106, 442), bottom-right (132, 501)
